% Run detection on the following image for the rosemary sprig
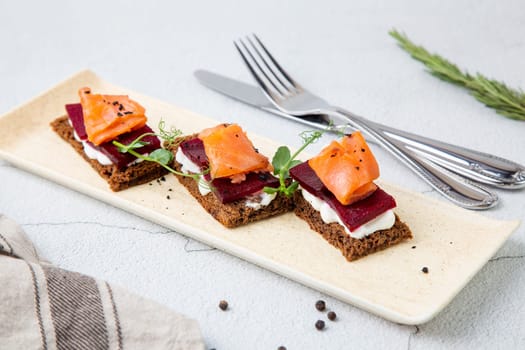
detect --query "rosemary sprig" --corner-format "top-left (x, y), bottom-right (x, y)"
top-left (389, 29), bottom-right (525, 121)
top-left (263, 129), bottom-right (325, 197)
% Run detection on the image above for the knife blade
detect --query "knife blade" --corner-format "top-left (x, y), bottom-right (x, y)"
top-left (194, 69), bottom-right (339, 132)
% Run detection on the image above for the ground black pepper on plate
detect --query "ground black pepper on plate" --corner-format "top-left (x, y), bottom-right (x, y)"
top-left (327, 311), bottom-right (337, 321)
top-left (315, 320), bottom-right (325, 330)
top-left (219, 300), bottom-right (228, 311)
top-left (315, 300), bottom-right (326, 311)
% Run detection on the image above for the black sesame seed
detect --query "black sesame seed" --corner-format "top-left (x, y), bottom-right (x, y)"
top-left (219, 300), bottom-right (228, 311)
top-left (166, 195), bottom-right (170, 200)
top-left (327, 311), bottom-right (337, 321)
top-left (124, 111), bottom-right (132, 115)
top-left (112, 101), bottom-right (119, 105)
top-left (315, 320), bottom-right (325, 330)
top-left (117, 112), bottom-right (123, 117)
top-left (411, 246), bottom-right (416, 249)
top-left (161, 176), bottom-right (166, 182)
top-left (422, 267), bottom-right (429, 274)
top-left (119, 104), bottom-right (124, 111)
top-left (355, 166), bottom-right (360, 170)
top-left (85, 91), bottom-right (90, 94)
top-left (168, 188), bottom-right (173, 191)
top-left (315, 300), bottom-right (326, 311)
top-left (361, 148), bottom-right (365, 152)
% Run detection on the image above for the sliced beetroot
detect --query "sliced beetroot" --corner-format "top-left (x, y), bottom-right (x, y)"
top-left (66, 103), bottom-right (161, 169)
top-left (179, 137), bottom-right (279, 203)
top-left (66, 103), bottom-right (87, 140)
top-left (97, 125), bottom-right (161, 168)
top-left (180, 138), bottom-right (208, 168)
top-left (290, 162), bottom-right (396, 231)
top-left (211, 172), bottom-right (279, 203)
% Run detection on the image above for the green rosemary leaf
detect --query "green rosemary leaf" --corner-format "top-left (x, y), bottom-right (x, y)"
top-left (389, 29), bottom-right (525, 121)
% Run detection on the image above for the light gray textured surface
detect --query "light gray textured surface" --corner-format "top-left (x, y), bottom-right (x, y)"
top-left (1, 1), bottom-right (524, 349)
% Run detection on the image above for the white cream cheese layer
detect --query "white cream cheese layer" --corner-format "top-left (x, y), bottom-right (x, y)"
top-left (301, 187), bottom-right (395, 239)
top-left (71, 128), bottom-right (113, 166)
top-left (175, 148), bottom-right (277, 209)
top-left (175, 148), bottom-right (211, 196)
top-left (245, 192), bottom-right (277, 210)
top-left (71, 122), bottom-right (144, 167)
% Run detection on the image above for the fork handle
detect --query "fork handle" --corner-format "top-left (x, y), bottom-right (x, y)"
top-left (343, 113), bottom-right (525, 189)
top-left (331, 108), bottom-right (499, 210)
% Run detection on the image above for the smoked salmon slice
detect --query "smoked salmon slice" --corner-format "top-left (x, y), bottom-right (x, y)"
top-left (198, 124), bottom-right (273, 182)
top-left (308, 131), bottom-right (379, 205)
top-left (79, 87), bottom-right (147, 146)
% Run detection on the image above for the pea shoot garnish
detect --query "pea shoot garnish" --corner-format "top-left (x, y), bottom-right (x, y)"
top-left (112, 120), bottom-right (208, 182)
top-left (263, 129), bottom-right (326, 197)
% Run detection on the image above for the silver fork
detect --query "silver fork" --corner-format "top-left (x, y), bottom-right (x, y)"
top-left (234, 34), bottom-right (500, 210)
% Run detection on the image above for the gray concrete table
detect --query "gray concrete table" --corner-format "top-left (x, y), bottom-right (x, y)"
top-left (1, 1), bottom-right (524, 348)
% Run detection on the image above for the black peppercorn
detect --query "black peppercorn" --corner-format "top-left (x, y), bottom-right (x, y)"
top-left (219, 300), bottom-right (228, 311)
top-left (327, 311), bottom-right (337, 321)
top-left (315, 300), bottom-right (326, 311)
top-left (315, 320), bottom-right (325, 330)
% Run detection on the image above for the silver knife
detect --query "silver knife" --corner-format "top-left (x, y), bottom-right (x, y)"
top-left (194, 70), bottom-right (340, 131)
top-left (194, 69), bottom-right (525, 189)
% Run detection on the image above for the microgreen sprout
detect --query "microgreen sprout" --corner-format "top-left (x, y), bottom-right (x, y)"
top-left (263, 128), bottom-right (325, 197)
top-left (112, 120), bottom-right (209, 185)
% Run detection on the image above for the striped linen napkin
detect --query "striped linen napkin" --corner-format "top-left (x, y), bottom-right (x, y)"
top-left (0, 214), bottom-right (205, 350)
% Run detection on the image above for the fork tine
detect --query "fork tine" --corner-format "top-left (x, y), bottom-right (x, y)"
top-left (234, 40), bottom-right (282, 103)
top-left (252, 34), bottom-right (300, 90)
top-left (237, 38), bottom-right (287, 97)
top-left (246, 35), bottom-right (292, 94)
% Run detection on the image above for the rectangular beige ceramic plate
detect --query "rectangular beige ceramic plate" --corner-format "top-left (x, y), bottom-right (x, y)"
top-left (0, 70), bottom-right (519, 325)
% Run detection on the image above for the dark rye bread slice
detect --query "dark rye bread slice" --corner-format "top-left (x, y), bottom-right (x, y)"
top-left (294, 190), bottom-right (412, 261)
top-left (51, 115), bottom-right (168, 191)
top-left (166, 136), bottom-right (294, 228)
